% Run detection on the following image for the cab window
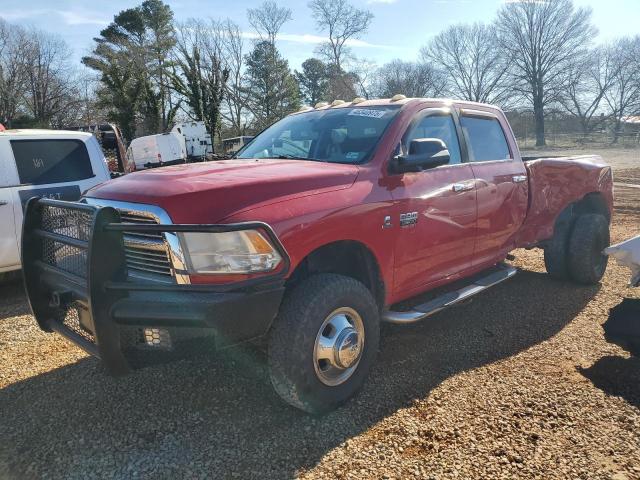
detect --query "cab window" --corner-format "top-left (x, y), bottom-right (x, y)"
top-left (11, 139), bottom-right (94, 185)
top-left (404, 114), bottom-right (462, 165)
top-left (460, 116), bottom-right (512, 162)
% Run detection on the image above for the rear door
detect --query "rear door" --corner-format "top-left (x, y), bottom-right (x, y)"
top-left (9, 136), bottom-right (109, 259)
top-left (459, 110), bottom-right (528, 266)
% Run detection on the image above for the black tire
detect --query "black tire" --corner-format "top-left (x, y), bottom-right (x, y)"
top-left (268, 273), bottom-right (380, 414)
top-left (567, 213), bottom-right (610, 285)
top-left (544, 218), bottom-right (573, 280)
top-left (628, 341), bottom-right (640, 357)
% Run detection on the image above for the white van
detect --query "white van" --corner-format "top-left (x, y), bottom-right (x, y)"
top-left (126, 132), bottom-right (186, 170)
top-left (0, 129), bottom-right (111, 274)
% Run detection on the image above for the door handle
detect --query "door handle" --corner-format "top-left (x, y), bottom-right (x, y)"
top-left (512, 175), bottom-right (527, 183)
top-left (452, 183), bottom-right (474, 192)
top-left (0, 201), bottom-right (7, 206)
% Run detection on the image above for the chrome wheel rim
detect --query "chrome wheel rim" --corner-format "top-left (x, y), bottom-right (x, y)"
top-left (313, 307), bottom-right (365, 386)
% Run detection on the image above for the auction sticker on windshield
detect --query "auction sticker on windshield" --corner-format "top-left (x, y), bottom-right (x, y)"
top-left (348, 109), bottom-right (386, 119)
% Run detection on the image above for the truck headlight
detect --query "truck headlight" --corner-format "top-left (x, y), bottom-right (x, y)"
top-left (179, 230), bottom-right (282, 274)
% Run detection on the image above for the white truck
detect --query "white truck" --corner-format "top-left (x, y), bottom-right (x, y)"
top-left (0, 129), bottom-right (111, 275)
top-left (172, 121), bottom-right (213, 159)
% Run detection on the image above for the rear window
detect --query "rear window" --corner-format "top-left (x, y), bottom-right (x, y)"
top-left (460, 116), bottom-right (512, 162)
top-left (11, 139), bottom-right (94, 185)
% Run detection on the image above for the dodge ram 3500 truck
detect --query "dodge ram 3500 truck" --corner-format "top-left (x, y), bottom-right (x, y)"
top-left (21, 97), bottom-right (613, 413)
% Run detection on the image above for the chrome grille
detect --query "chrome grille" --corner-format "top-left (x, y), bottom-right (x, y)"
top-left (119, 210), bottom-right (173, 279)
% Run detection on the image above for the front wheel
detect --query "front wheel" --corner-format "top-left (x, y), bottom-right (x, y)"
top-left (267, 274), bottom-right (380, 414)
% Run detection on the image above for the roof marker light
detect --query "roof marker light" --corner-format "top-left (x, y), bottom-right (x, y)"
top-left (315, 101), bottom-right (329, 108)
top-left (352, 97), bottom-right (366, 104)
top-left (298, 105), bottom-right (313, 112)
top-left (391, 94), bottom-right (407, 102)
top-left (331, 99), bottom-right (345, 106)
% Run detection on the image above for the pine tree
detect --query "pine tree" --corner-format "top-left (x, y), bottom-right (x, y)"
top-left (243, 41), bottom-right (300, 130)
top-left (82, 0), bottom-right (175, 139)
top-left (295, 58), bottom-right (329, 106)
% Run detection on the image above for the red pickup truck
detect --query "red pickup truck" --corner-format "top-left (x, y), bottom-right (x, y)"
top-left (22, 97), bottom-right (613, 413)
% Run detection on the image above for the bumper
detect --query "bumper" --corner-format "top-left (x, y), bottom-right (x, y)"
top-left (21, 198), bottom-right (289, 374)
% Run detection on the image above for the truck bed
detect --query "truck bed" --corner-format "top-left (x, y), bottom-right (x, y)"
top-left (521, 155), bottom-right (579, 161)
top-left (515, 155), bottom-right (614, 248)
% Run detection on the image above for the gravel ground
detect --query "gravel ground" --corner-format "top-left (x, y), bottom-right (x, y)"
top-left (1, 164), bottom-right (639, 479)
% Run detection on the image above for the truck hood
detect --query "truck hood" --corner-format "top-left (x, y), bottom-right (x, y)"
top-left (86, 158), bottom-right (359, 223)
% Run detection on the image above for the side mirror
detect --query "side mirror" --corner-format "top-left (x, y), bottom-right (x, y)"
top-left (392, 138), bottom-right (450, 173)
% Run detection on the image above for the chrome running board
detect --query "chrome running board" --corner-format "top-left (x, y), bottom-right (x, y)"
top-left (382, 264), bottom-right (518, 324)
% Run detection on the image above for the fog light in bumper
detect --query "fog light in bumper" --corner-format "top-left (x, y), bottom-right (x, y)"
top-left (143, 328), bottom-right (172, 349)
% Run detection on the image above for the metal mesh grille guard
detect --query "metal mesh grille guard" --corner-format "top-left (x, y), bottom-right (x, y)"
top-left (21, 197), bottom-right (290, 375)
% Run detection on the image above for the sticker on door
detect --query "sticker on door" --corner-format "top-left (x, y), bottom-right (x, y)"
top-left (18, 185), bottom-right (82, 208)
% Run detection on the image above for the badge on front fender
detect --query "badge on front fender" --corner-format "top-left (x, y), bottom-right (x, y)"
top-left (399, 212), bottom-right (418, 227)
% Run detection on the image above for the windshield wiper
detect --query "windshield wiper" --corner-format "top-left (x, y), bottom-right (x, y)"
top-left (273, 154), bottom-right (319, 162)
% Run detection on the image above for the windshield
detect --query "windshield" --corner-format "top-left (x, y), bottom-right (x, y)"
top-left (236, 105), bottom-right (401, 164)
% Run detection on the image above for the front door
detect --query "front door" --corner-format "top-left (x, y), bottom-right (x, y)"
top-left (0, 151), bottom-right (19, 270)
top-left (389, 109), bottom-right (477, 297)
top-left (459, 112), bottom-right (528, 266)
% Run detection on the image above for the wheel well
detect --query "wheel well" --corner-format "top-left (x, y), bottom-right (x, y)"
top-left (552, 192), bottom-right (611, 240)
top-left (287, 241), bottom-right (385, 310)
top-left (574, 192), bottom-right (610, 222)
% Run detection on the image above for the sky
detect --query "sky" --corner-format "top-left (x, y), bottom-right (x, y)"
top-left (1, 0), bottom-right (639, 71)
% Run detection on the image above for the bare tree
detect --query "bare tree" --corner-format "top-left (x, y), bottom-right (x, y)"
top-left (0, 20), bottom-right (30, 127)
top-left (308, 0), bottom-right (373, 73)
top-left (496, 0), bottom-right (596, 146)
top-left (23, 29), bottom-right (77, 127)
top-left (350, 58), bottom-right (377, 99)
top-left (559, 45), bottom-right (618, 135)
top-left (373, 59), bottom-right (446, 99)
top-left (49, 69), bottom-right (105, 128)
top-left (220, 20), bottom-right (251, 136)
top-left (420, 23), bottom-right (511, 106)
top-left (171, 19), bottom-right (229, 140)
top-left (247, 1), bottom-right (292, 46)
top-left (604, 36), bottom-right (640, 142)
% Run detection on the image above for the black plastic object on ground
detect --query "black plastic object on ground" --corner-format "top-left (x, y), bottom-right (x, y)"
top-left (603, 298), bottom-right (640, 356)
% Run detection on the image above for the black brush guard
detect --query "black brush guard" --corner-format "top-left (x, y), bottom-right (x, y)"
top-left (21, 197), bottom-right (289, 375)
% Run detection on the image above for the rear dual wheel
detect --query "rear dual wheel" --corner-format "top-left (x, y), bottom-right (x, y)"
top-left (267, 273), bottom-right (380, 414)
top-left (544, 213), bottom-right (609, 285)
